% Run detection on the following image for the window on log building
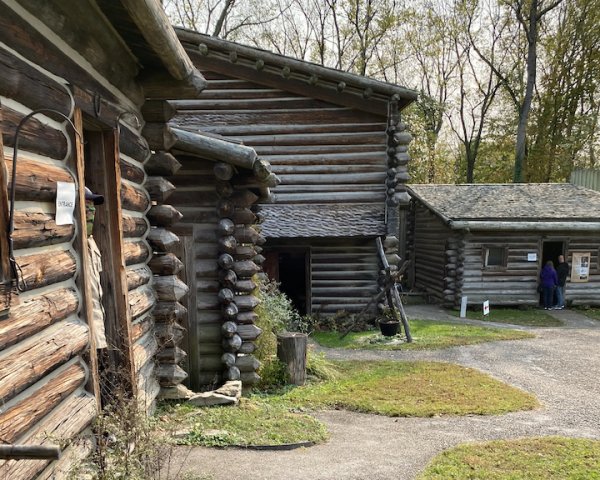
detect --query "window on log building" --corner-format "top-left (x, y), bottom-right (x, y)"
top-left (484, 246), bottom-right (507, 269)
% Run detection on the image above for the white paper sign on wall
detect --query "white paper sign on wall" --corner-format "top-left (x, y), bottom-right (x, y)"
top-left (55, 181), bottom-right (76, 225)
top-left (483, 300), bottom-right (490, 316)
top-left (527, 253), bottom-right (537, 261)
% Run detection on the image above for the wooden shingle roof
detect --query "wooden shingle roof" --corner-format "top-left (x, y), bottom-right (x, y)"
top-left (408, 184), bottom-right (600, 230)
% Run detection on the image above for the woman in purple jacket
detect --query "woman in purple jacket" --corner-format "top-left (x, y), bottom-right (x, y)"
top-left (539, 260), bottom-right (558, 310)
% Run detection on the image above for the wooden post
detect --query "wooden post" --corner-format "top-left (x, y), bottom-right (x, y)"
top-left (276, 333), bottom-right (307, 386)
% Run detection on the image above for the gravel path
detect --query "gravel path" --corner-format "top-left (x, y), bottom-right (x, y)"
top-left (172, 306), bottom-right (600, 480)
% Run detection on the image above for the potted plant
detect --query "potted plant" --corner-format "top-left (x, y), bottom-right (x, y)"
top-left (378, 309), bottom-right (400, 337)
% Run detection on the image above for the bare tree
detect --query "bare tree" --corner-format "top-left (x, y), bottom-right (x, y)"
top-left (468, 0), bottom-right (563, 182)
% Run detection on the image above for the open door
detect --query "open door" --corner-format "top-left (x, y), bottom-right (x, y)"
top-left (263, 248), bottom-right (311, 315)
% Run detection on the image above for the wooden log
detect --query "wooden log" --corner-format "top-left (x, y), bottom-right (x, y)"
top-left (221, 321), bottom-right (238, 338)
top-left (221, 352), bottom-right (237, 367)
top-left (145, 176), bottom-right (176, 203)
top-left (234, 295), bottom-right (260, 311)
top-left (231, 189), bottom-right (259, 207)
top-left (35, 436), bottom-right (94, 480)
top-left (126, 266), bottom-right (152, 291)
top-left (235, 355), bottom-right (260, 373)
top-left (239, 342), bottom-right (257, 354)
top-left (222, 333), bottom-right (242, 352)
top-left (218, 288), bottom-right (235, 304)
top-left (147, 228), bottom-right (180, 253)
top-left (0, 361), bottom-right (86, 445)
top-left (1, 107), bottom-right (68, 160)
top-left (252, 158), bottom-right (272, 181)
top-left (131, 315), bottom-right (154, 343)
top-left (216, 199), bottom-right (235, 217)
top-left (152, 301), bottom-right (187, 324)
top-left (218, 235), bottom-right (237, 254)
top-left (234, 226), bottom-right (263, 244)
top-left (12, 211), bottom-right (74, 249)
top-left (121, 182), bottom-right (150, 212)
top-left (142, 123), bottom-right (177, 151)
top-left (226, 366), bottom-right (241, 381)
top-left (214, 162), bottom-right (234, 181)
top-left (0, 392), bottom-right (95, 479)
top-left (235, 311), bottom-right (259, 324)
top-left (232, 208), bottom-right (257, 225)
top-left (123, 215), bottom-right (149, 238)
top-left (156, 346), bottom-right (187, 364)
top-left (155, 322), bottom-right (186, 347)
top-left (217, 253), bottom-right (235, 269)
top-left (0, 319), bottom-right (88, 404)
top-left (148, 253), bottom-right (184, 275)
top-left (223, 302), bottom-right (239, 320)
top-left (277, 333), bottom-right (307, 386)
top-left (233, 260), bottom-right (260, 278)
top-left (253, 254), bottom-right (265, 265)
top-left (0, 288), bottom-right (78, 350)
top-left (156, 364), bottom-right (188, 387)
top-left (141, 100), bottom-right (177, 122)
top-left (171, 127), bottom-right (257, 168)
top-left (5, 156), bottom-right (72, 201)
top-left (235, 279), bottom-right (257, 293)
top-left (16, 250), bottom-right (76, 292)
top-left (217, 218), bottom-right (235, 236)
top-left (215, 181), bottom-right (234, 198)
top-left (219, 269), bottom-right (238, 288)
top-left (154, 275), bottom-right (189, 302)
top-left (129, 285), bottom-right (157, 320)
top-left (147, 204), bottom-right (183, 227)
top-left (240, 371), bottom-right (260, 385)
top-left (133, 332), bottom-right (159, 373)
top-left (0, 45), bottom-right (72, 118)
top-left (119, 125), bottom-right (150, 164)
top-left (123, 240), bottom-right (150, 266)
top-left (144, 151), bottom-right (181, 176)
top-left (120, 157), bottom-right (145, 184)
top-left (237, 324), bottom-right (262, 341)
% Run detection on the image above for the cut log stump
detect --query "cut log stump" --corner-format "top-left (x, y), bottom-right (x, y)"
top-left (276, 332), bottom-right (307, 386)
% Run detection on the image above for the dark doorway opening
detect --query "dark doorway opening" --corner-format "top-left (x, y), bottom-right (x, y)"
top-left (542, 241), bottom-right (565, 267)
top-left (264, 249), bottom-right (309, 315)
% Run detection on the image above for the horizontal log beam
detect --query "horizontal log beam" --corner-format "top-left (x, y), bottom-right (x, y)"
top-left (12, 211), bottom-right (74, 249)
top-left (16, 250), bottom-right (76, 292)
top-left (6, 155), bottom-right (73, 202)
top-left (0, 319), bottom-right (88, 404)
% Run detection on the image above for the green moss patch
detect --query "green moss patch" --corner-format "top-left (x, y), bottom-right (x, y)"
top-left (449, 307), bottom-right (562, 327)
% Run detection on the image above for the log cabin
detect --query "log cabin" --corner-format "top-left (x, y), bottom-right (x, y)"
top-left (0, 0), bottom-right (210, 477)
top-left (167, 30), bottom-right (418, 346)
top-left (406, 184), bottom-right (600, 307)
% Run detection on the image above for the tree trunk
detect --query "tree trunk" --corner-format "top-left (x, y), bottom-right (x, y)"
top-left (277, 333), bottom-right (307, 386)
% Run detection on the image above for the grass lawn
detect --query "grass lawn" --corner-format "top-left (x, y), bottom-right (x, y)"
top-left (449, 307), bottom-right (562, 327)
top-left (312, 319), bottom-right (534, 351)
top-left (159, 400), bottom-right (329, 447)
top-left (419, 436), bottom-right (600, 479)
top-left (159, 360), bottom-right (538, 447)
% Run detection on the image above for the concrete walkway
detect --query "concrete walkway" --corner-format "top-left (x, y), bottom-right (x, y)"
top-left (172, 306), bottom-right (600, 480)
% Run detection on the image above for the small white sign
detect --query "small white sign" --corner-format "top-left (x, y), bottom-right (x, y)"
top-left (483, 300), bottom-right (490, 316)
top-left (55, 182), bottom-right (76, 225)
top-left (527, 253), bottom-right (537, 261)
top-left (460, 296), bottom-right (468, 318)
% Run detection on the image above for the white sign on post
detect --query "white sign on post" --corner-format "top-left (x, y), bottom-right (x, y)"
top-left (55, 182), bottom-right (76, 225)
top-left (483, 300), bottom-right (490, 316)
top-left (460, 296), bottom-right (468, 318)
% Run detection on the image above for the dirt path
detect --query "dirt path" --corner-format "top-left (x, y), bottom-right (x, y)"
top-left (172, 306), bottom-right (600, 480)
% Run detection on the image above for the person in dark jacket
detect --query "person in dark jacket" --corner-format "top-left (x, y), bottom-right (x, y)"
top-left (540, 260), bottom-right (558, 310)
top-left (555, 254), bottom-right (569, 309)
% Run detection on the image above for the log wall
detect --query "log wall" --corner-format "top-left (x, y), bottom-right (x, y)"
top-left (0, 3), bottom-right (156, 477)
top-left (169, 156), bottom-right (264, 389)
top-left (409, 200), bottom-right (600, 307)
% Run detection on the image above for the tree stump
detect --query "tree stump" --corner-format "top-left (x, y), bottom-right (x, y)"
top-left (276, 333), bottom-right (307, 386)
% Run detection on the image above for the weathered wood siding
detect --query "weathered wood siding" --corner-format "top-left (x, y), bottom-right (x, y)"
top-left (409, 203), bottom-right (452, 303)
top-left (565, 236), bottom-right (600, 305)
top-left (311, 240), bottom-right (380, 314)
top-left (0, 3), bottom-right (157, 477)
top-left (171, 71), bottom-right (389, 206)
